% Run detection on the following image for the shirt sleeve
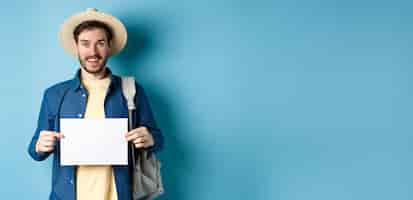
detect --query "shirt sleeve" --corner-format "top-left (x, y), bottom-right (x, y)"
top-left (27, 89), bottom-right (53, 161)
top-left (135, 83), bottom-right (164, 154)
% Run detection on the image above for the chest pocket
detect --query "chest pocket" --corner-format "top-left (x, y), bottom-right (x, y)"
top-left (47, 86), bottom-right (71, 132)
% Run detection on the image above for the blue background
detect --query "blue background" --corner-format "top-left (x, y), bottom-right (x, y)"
top-left (1, 0), bottom-right (412, 199)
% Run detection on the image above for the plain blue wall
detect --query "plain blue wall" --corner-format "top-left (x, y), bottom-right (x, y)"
top-left (1, 0), bottom-right (413, 199)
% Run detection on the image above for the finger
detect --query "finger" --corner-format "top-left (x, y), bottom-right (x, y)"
top-left (126, 133), bottom-right (140, 141)
top-left (134, 142), bottom-right (145, 148)
top-left (41, 137), bottom-right (54, 143)
top-left (132, 130), bottom-right (148, 139)
top-left (38, 146), bottom-right (54, 152)
top-left (42, 134), bottom-right (59, 140)
top-left (40, 131), bottom-right (54, 137)
top-left (38, 144), bottom-right (54, 151)
top-left (136, 127), bottom-right (149, 135)
top-left (133, 137), bottom-right (145, 144)
top-left (41, 141), bottom-right (55, 147)
top-left (139, 136), bottom-right (146, 144)
top-left (127, 132), bottom-right (146, 141)
top-left (134, 136), bottom-right (147, 143)
top-left (126, 127), bottom-right (148, 137)
top-left (125, 129), bottom-right (138, 137)
top-left (125, 131), bottom-right (136, 139)
top-left (38, 145), bottom-right (55, 151)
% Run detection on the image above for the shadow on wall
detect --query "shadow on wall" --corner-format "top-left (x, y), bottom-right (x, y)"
top-left (112, 16), bottom-right (193, 200)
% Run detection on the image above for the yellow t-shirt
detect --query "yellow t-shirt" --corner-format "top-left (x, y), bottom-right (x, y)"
top-left (76, 75), bottom-right (118, 200)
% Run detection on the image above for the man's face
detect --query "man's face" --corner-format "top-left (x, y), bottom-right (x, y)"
top-left (75, 28), bottom-right (111, 74)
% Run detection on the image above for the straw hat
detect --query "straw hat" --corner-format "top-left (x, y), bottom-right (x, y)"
top-left (58, 8), bottom-right (127, 57)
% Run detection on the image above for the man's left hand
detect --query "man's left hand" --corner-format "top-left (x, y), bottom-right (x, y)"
top-left (125, 126), bottom-right (154, 148)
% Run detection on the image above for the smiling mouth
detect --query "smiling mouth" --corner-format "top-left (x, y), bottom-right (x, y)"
top-left (86, 58), bottom-right (100, 64)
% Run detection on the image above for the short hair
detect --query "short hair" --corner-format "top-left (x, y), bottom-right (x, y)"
top-left (73, 20), bottom-right (113, 43)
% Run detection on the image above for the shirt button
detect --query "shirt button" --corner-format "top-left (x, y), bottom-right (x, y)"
top-left (69, 179), bottom-right (73, 184)
top-left (82, 94), bottom-right (86, 97)
top-left (78, 113), bottom-right (83, 118)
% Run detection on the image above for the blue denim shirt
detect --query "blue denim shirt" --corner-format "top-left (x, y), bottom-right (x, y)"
top-left (27, 69), bottom-right (164, 200)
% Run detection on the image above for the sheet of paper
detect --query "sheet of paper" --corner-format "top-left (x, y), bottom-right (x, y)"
top-left (60, 118), bottom-right (128, 166)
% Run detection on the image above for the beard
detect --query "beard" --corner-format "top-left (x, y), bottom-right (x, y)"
top-left (78, 55), bottom-right (108, 74)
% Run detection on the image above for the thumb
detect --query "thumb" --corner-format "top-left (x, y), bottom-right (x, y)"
top-left (54, 133), bottom-right (65, 140)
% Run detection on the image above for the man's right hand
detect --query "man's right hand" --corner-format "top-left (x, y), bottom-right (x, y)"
top-left (35, 131), bottom-right (65, 153)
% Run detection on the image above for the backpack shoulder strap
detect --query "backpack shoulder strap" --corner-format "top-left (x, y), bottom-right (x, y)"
top-left (121, 76), bottom-right (137, 111)
top-left (121, 76), bottom-right (140, 193)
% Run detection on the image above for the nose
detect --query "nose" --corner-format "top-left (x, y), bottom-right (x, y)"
top-left (91, 45), bottom-right (98, 55)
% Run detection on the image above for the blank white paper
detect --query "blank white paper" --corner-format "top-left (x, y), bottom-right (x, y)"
top-left (60, 118), bottom-right (128, 166)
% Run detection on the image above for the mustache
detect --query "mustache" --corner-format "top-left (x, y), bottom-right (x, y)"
top-left (85, 55), bottom-right (102, 60)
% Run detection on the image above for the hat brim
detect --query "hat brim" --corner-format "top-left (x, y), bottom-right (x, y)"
top-left (59, 10), bottom-right (127, 57)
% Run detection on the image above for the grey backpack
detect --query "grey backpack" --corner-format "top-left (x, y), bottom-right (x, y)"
top-left (121, 77), bottom-right (164, 200)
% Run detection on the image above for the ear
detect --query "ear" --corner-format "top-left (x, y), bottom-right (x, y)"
top-left (73, 39), bottom-right (80, 57)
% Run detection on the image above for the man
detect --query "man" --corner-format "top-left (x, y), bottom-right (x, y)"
top-left (27, 8), bottom-right (164, 200)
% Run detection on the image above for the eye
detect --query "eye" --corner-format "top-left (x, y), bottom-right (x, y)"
top-left (80, 42), bottom-right (89, 48)
top-left (97, 41), bottom-right (106, 47)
